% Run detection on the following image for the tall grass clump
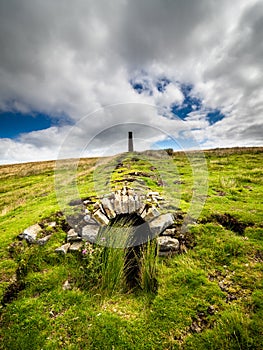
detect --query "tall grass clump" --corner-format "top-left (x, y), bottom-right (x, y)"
top-left (100, 246), bottom-right (126, 296)
top-left (138, 238), bottom-right (159, 293)
top-left (96, 215), bottom-right (159, 295)
top-left (98, 221), bottom-right (133, 296)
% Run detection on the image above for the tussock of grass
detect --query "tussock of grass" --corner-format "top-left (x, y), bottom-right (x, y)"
top-left (138, 239), bottom-right (158, 293)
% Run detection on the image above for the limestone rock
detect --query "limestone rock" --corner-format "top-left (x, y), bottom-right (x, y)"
top-left (55, 243), bottom-right (71, 254)
top-left (113, 193), bottom-right (122, 214)
top-left (121, 187), bottom-right (127, 196)
top-left (128, 195), bottom-right (136, 213)
top-left (149, 213), bottom-right (174, 236)
top-left (67, 229), bottom-right (80, 242)
top-left (147, 191), bottom-right (160, 197)
top-left (101, 198), bottom-right (116, 218)
top-left (93, 201), bottom-right (101, 210)
top-left (141, 206), bottom-right (160, 221)
top-left (157, 236), bottom-right (179, 252)
top-left (21, 223), bottom-right (42, 243)
top-left (69, 241), bottom-right (83, 251)
top-left (37, 234), bottom-right (52, 246)
top-left (134, 194), bottom-right (143, 212)
top-left (82, 225), bottom-right (101, 243)
top-left (121, 196), bottom-right (129, 214)
top-left (83, 214), bottom-right (97, 224)
top-left (162, 228), bottom-right (176, 236)
top-left (62, 280), bottom-right (72, 290)
top-left (47, 221), bottom-right (56, 228)
top-left (93, 210), bottom-right (109, 226)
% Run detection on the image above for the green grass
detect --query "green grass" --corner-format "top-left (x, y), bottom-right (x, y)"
top-left (138, 239), bottom-right (158, 293)
top-left (0, 147), bottom-right (262, 349)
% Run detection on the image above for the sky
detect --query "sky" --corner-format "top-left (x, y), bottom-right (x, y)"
top-left (0, 0), bottom-right (263, 164)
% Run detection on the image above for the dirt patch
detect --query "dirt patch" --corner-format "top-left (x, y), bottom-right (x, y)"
top-left (1, 281), bottom-right (25, 306)
top-left (202, 213), bottom-right (250, 235)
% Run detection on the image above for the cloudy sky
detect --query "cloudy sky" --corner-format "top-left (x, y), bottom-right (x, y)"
top-left (0, 0), bottom-right (263, 164)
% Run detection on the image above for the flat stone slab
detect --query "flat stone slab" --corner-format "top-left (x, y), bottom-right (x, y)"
top-left (101, 198), bottom-right (116, 219)
top-left (141, 206), bottom-right (160, 221)
top-left (67, 229), bottom-right (81, 242)
top-left (147, 191), bottom-right (160, 196)
top-left (128, 196), bottom-right (136, 213)
top-left (37, 234), bottom-right (52, 246)
top-left (121, 196), bottom-right (129, 214)
top-left (149, 213), bottom-right (174, 237)
top-left (113, 193), bottom-right (122, 214)
top-left (55, 243), bottom-right (71, 254)
top-left (47, 222), bottom-right (56, 228)
top-left (21, 223), bottom-right (42, 243)
top-left (69, 241), bottom-right (83, 251)
top-left (82, 225), bottom-right (101, 243)
top-left (157, 236), bottom-right (179, 252)
top-left (83, 214), bottom-right (97, 224)
top-left (93, 209), bottom-right (109, 226)
top-left (162, 228), bottom-right (176, 236)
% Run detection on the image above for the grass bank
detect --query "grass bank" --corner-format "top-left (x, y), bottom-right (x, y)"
top-left (0, 147), bottom-right (262, 349)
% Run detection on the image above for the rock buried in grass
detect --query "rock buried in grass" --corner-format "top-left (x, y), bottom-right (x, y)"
top-left (18, 223), bottom-right (42, 243)
top-left (157, 236), bottom-right (179, 255)
top-left (81, 225), bottom-right (101, 243)
top-left (37, 234), bottom-right (52, 246)
top-left (62, 280), bottom-right (72, 290)
top-left (55, 243), bottom-right (71, 254)
top-left (67, 229), bottom-right (81, 242)
top-left (69, 241), bottom-right (83, 251)
top-left (149, 213), bottom-right (174, 236)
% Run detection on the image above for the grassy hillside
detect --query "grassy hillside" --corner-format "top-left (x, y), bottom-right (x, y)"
top-left (0, 148), bottom-right (262, 349)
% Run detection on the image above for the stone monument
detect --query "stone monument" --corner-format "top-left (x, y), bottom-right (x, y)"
top-left (128, 131), bottom-right (134, 152)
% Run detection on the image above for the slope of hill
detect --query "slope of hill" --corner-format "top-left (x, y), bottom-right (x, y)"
top-left (0, 148), bottom-right (262, 349)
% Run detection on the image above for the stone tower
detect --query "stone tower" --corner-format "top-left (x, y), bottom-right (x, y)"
top-left (128, 131), bottom-right (134, 152)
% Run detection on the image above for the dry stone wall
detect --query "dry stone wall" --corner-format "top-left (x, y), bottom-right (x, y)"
top-left (18, 187), bottom-right (183, 256)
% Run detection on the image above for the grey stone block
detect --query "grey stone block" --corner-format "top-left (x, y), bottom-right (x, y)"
top-left (149, 213), bottom-right (174, 236)
top-left (83, 214), bottom-right (97, 224)
top-left (93, 209), bottom-right (109, 226)
top-left (82, 225), bottom-right (101, 243)
top-left (157, 236), bottom-right (179, 252)
top-left (67, 229), bottom-right (80, 242)
top-left (128, 196), bottom-right (136, 213)
top-left (121, 196), bottom-right (129, 214)
top-left (47, 221), bottom-right (56, 228)
top-left (55, 243), bottom-right (71, 254)
top-left (141, 206), bottom-right (160, 221)
top-left (22, 223), bottom-right (42, 243)
top-left (147, 191), bottom-right (160, 197)
top-left (101, 198), bottom-right (116, 218)
top-left (37, 234), bottom-right (52, 246)
top-left (113, 193), bottom-right (122, 214)
top-left (162, 228), bottom-right (176, 236)
top-left (69, 241), bottom-right (83, 251)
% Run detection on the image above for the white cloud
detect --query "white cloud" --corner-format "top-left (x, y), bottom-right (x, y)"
top-left (154, 83), bottom-right (184, 109)
top-left (0, 0), bottom-right (262, 164)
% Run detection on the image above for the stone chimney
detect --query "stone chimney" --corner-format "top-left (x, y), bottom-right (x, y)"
top-left (128, 131), bottom-right (134, 152)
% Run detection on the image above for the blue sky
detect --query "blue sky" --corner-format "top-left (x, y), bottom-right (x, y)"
top-left (0, 112), bottom-right (53, 138)
top-left (131, 77), bottom-right (225, 127)
top-left (0, 79), bottom-right (225, 141)
top-left (0, 111), bottom-right (72, 139)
